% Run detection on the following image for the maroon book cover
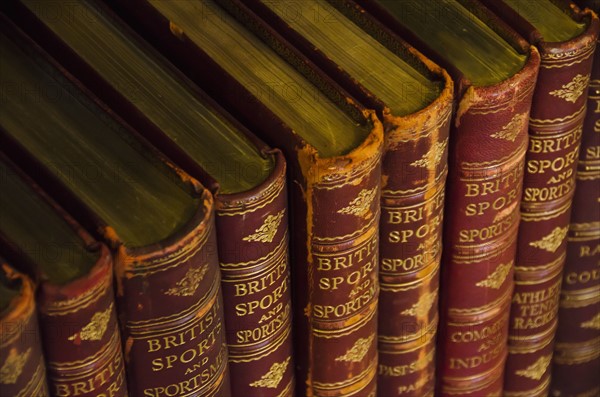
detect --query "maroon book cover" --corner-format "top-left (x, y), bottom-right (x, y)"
top-left (0, 154), bottom-right (127, 397)
top-left (104, 1), bottom-right (385, 395)
top-left (356, 0), bottom-right (541, 395)
top-left (478, 1), bottom-right (599, 394)
top-left (0, 262), bottom-right (49, 397)
top-left (551, 34), bottom-right (600, 397)
top-left (226, 0), bottom-right (454, 395)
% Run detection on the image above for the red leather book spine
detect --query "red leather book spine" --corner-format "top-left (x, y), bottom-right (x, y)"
top-left (212, 1), bottom-right (453, 393)
top-left (0, 264), bottom-right (49, 396)
top-left (291, 117), bottom-right (383, 397)
top-left (38, 245), bottom-right (128, 397)
top-left (377, 92), bottom-right (452, 397)
top-left (474, 4), bottom-right (600, 395)
top-left (102, 2), bottom-right (385, 395)
top-left (550, 48), bottom-right (600, 397)
top-left (435, 54), bottom-right (540, 396)
top-left (111, 190), bottom-right (231, 397)
top-left (215, 151), bottom-right (295, 397)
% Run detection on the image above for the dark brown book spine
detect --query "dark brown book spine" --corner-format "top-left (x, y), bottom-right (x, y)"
top-left (477, 2), bottom-right (600, 394)
top-left (215, 151), bottom-right (295, 397)
top-left (550, 47), bottom-right (600, 397)
top-left (0, 264), bottom-right (49, 397)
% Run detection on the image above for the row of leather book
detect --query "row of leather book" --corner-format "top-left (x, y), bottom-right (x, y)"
top-left (0, 0), bottom-right (598, 396)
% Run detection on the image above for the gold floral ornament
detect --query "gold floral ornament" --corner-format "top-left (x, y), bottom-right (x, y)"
top-left (165, 265), bottom-right (208, 297)
top-left (337, 188), bottom-right (377, 217)
top-left (411, 138), bottom-right (448, 168)
top-left (529, 227), bottom-right (569, 253)
top-left (249, 357), bottom-right (290, 389)
top-left (0, 348), bottom-right (30, 384)
top-left (515, 355), bottom-right (552, 380)
top-left (476, 262), bottom-right (512, 289)
top-left (490, 113), bottom-right (527, 142)
top-left (335, 334), bottom-right (375, 363)
top-left (581, 313), bottom-right (600, 330)
top-left (401, 291), bottom-right (438, 317)
top-left (242, 210), bottom-right (285, 243)
top-left (550, 74), bottom-right (590, 103)
top-left (68, 303), bottom-right (113, 342)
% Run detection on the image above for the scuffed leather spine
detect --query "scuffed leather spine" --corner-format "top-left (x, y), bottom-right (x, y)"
top-left (550, 46), bottom-right (600, 397)
top-left (113, 190), bottom-right (231, 397)
top-left (377, 80), bottom-right (453, 397)
top-left (295, 111), bottom-right (383, 397)
top-left (0, 264), bottom-right (49, 396)
top-left (215, 151), bottom-right (295, 397)
top-left (37, 245), bottom-right (128, 397)
top-left (437, 48), bottom-right (540, 396)
top-left (503, 13), bottom-right (599, 397)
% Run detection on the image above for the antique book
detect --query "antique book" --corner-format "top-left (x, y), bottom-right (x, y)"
top-left (107, 1), bottom-right (384, 395)
top-left (4, 1), bottom-right (294, 395)
top-left (477, 1), bottom-right (599, 394)
top-left (0, 17), bottom-right (230, 397)
top-left (0, 154), bottom-right (127, 396)
top-left (357, 0), bottom-right (541, 395)
top-left (550, 40), bottom-right (600, 397)
top-left (0, 258), bottom-right (48, 396)
top-left (226, 0), bottom-right (454, 395)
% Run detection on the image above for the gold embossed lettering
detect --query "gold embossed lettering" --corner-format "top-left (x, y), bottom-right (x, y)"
top-left (316, 238), bottom-right (377, 270)
top-left (150, 323), bottom-right (221, 372)
top-left (528, 128), bottom-right (582, 154)
top-left (233, 259), bottom-right (287, 297)
top-left (579, 244), bottom-right (600, 258)
top-left (144, 346), bottom-right (226, 397)
top-left (526, 145), bottom-right (579, 175)
top-left (523, 179), bottom-right (575, 202)
top-left (313, 285), bottom-right (376, 319)
top-left (449, 342), bottom-right (503, 370)
top-left (587, 146), bottom-right (600, 160)
top-left (147, 300), bottom-right (218, 355)
top-left (319, 259), bottom-right (375, 291)
top-left (458, 215), bottom-right (513, 243)
top-left (465, 186), bottom-right (519, 216)
top-left (235, 275), bottom-right (288, 316)
top-left (565, 268), bottom-right (600, 285)
top-left (512, 281), bottom-right (561, 330)
top-left (235, 303), bottom-right (290, 344)
top-left (388, 213), bottom-right (442, 243)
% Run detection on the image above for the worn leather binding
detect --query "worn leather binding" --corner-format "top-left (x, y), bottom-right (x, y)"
top-left (550, 40), bottom-right (600, 397)
top-left (105, 1), bottom-right (384, 395)
top-left (357, 0), bottom-right (541, 395)
top-left (477, 1), bottom-right (599, 395)
top-left (213, 157), bottom-right (293, 397)
top-left (0, 155), bottom-right (127, 397)
top-left (0, 17), bottom-right (230, 397)
top-left (231, 0), bottom-right (454, 395)
top-left (0, 261), bottom-right (49, 397)
top-left (3, 2), bottom-right (294, 395)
